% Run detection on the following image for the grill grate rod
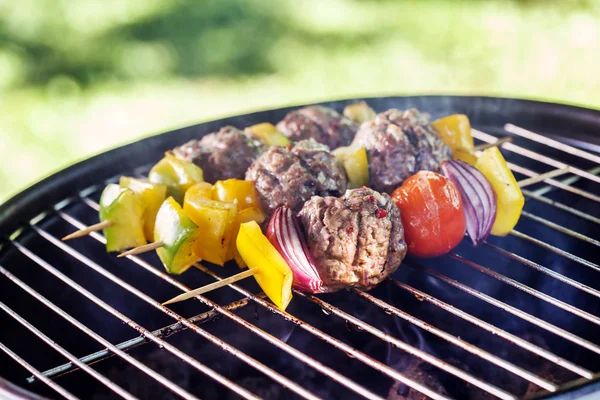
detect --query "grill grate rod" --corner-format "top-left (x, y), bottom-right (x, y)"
top-left (296, 291), bottom-right (517, 400)
top-left (60, 206), bottom-right (528, 399)
top-left (61, 186), bottom-right (598, 398)
top-left (0, 341), bottom-right (79, 400)
top-left (520, 211), bottom-right (600, 248)
top-left (10, 240), bottom-right (260, 400)
top-left (191, 264), bottom-right (453, 400)
top-left (531, 166), bottom-right (600, 197)
top-left (483, 243), bottom-right (600, 299)
top-left (350, 288), bottom-right (558, 392)
top-left (388, 279), bottom-right (593, 378)
top-left (0, 266), bottom-right (202, 400)
top-left (521, 189), bottom-right (600, 226)
top-left (471, 129), bottom-right (600, 185)
top-left (508, 162), bottom-right (600, 203)
top-left (503, 124), bottom-right (600, 165)
top-left (56, 206), bottom-right (452, 400)
top-left (55, 212), bottom-right (385, 400)
top-left (410, 263), bottom-right (600, 354)
top-left (27, 297), bottom-right (253, 384)
top-left (510, 230), bottom-right (600, 273)
top-left (29, 227), bottom-right (320, 400)
top-left (194, 262), bottom-right (593, 381)
top-left (450, 254), bottom-right (600, 326)
top-left (0, 300), bottom-right (138, 400)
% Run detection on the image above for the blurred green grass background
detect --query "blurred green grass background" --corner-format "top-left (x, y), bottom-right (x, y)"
top-left (1, 0), bottom-right (599, 202)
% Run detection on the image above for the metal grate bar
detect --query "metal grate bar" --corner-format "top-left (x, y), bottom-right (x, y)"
top-left (190, 264), bottom-right (452, 400)
top-left (29, 227), bottom-right (319, 400)
top-left (10, 240), bottom-right (260, 400)
top-left (0, 266), bottom-right (202, 400)
top-left (0, 341), bottom-right (79, 400)
top-left (521, 189), bottom-right (600, 226)
top-left (29, 297), bottom-right (253, 383)
top-left (483, 243), bottom-right (600, 299)
top-left (510, 230), bottom-right (600, 272)
top-left (471, 129), bottom-right (600, 185)
top-left (508, 162), bottom-right (600, 203)
top-left (0, 300), bottom-right (138, 400)
top-left (388, 279), bottom-right (593, 379)
top-left (57, 207), bottom-right (451, 400)
top-left (56, 210), bottom-right (384, 400)
top-left (410, 263), bottom-right (600, 355)
top-left (520, 211), bottom-right (600, 248)
top-left (68, 177), bottom-right (597, 398)
top-left (450, 254), bottom-right (600, 326)
top-left (503, 124), bottom-right (600, 165)
top-left (532, 166), bottom-right (600, 197)
top-left (296, 291), bottom-right (518, 400)
top-left (350, 288), bottom-right (558, 392)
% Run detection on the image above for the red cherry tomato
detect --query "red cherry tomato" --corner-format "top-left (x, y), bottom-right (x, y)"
top-left (391, 171), bottom-right (466, 258)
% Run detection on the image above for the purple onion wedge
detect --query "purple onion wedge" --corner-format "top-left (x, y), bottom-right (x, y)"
top-left (266, 207), bottom-right (325, 293)
top-left (441, 160), bottom-right (497, 246)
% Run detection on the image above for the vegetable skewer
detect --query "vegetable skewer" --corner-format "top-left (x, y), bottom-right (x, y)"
top-left (163, 220), bottom-right (294, 310)
top-left (61, 154), bottom-right (200, 245)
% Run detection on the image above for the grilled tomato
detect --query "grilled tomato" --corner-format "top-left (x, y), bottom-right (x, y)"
top-left (391, 171), bottom-right (466, 258)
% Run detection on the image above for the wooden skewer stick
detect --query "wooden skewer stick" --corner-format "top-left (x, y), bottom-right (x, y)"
top-left (518, 167), bottom-right (571, 188)
top-left (118, 241), bottom-right (165, 258)
top-left (162, 267), bottom-right (259, 306)
top-left (473, 136), bottom-right (513, 151)
top-left (62, 221), bottom-right (114, 241)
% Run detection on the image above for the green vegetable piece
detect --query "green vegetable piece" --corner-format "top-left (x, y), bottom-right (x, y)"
top-left (119, 177), bottom-right (167, 242)
top-left (154, 197), bottom-right (201, 274)
top-left (148, 152), bottom-right (204, 204)
top-left (99, 184), bottom-right (146, 252)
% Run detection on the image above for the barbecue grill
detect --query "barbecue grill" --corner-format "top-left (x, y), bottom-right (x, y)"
top-left (1, 95), bottom-right (599, 400)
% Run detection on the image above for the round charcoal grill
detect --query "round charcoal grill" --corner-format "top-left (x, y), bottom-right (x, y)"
top-left (1, 96), bottom-right (600, 400)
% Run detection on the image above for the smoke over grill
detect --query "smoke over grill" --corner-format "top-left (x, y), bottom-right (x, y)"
top-left (0, 96), bottom-right (599, 400)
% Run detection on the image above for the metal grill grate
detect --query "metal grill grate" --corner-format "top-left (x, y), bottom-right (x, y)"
top-left (1, 115), bottom-right (599, 400)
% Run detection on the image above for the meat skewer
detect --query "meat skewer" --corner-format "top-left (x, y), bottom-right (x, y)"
top-left (61, 103), bottom-right (526, 314)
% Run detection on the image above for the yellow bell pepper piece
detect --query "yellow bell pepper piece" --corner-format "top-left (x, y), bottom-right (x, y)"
top-left (236, 221), bottom-right (293, 310)
top-left (184, 182), bottom-right (214, 204)
top-left (99, 184), bottom-right (146, 252)
top-left (245, 123), bottom-right (290, 147)
top-left (453, 149), bottom-right (478, 166)
top-left (119, 177), bottom-right (167, 242)
top-left (475, 146), bottom-right (524, 236)
top-left (332, 146), bottom-right (370, 189)
top-left (227, 207), bottom-right (267, 268)
top-left (212, 179), bottom-right (263, 212)
top-left (154, 197), bottom-right (201, 274)
top-left (149, 152), bottom-right (204, 204)
top-left (432, 114), bottom-right (475, 154)
top-left (343, 101), bottom-right (376, 124)
top-left (184, 197), bottom-right (238, 266)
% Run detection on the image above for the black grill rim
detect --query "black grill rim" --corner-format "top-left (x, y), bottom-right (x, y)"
top-left (1, 95), bottom-right (600, 400)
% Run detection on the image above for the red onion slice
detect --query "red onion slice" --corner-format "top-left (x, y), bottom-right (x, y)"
top-left (266, 207), bottom-right (325, 293)
top-left (441, 160), bottom-right (497, 246)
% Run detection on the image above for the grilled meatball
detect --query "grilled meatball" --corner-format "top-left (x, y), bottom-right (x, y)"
top-left (297, 187), bottom-right (407, 292)
top-left (276, 105), bottom-right (359, 149)
top-left (245, 139), bottom-right (347, 219)
top-left (351, 108), bottom-right (452, 194)
top-left (173, 126), bottom-right (266, 183)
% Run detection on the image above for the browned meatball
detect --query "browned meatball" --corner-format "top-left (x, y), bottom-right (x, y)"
top-left (352, 108), bottom-right (451, 194)
top-left (297, 187), bottom-right (407, 292)
top-left (245, 139), bottom-right (347, 219)
top-left (276, 105), bottom-right (359, 149)
top-left (173, 126), bottom-right (266, 183)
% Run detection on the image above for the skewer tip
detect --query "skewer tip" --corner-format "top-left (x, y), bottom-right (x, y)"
top-left (118, 241), bottom-right (165, 258)
top-left (61, 221), bottom-right (114, 241)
